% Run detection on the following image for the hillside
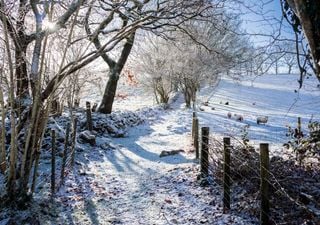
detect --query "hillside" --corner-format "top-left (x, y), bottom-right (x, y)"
top-left (197, 74), bottom-right (320, 145)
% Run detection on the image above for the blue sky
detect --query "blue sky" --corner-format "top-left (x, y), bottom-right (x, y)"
top-left (239, 0), bottom-right (294, 44)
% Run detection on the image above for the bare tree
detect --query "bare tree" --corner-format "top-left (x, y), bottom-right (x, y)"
top-left (281, 41), bottom-right (297, 74)
top-left (0, 0), bottom-right (94, 200)
top-left (84, 0), bottom-right (213, 114)
top-left (133, 10), bottom-right (254, 107)
top-left (132, 35), bottom-right (176, 104)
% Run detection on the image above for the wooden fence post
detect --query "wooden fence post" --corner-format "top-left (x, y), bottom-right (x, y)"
top-left (223, 137), bottom-right (231, 212)
top-left (86, 101), bottom-right (93, 131)
top-left (194, 117), bottom-right (199, 159)
top-left (60, 123), bottom-right (70, 186)
top-left (260, 143), bottom-right (270, 225)
top-left (192, 112), bottom-right (196, 139)
top-left (74, 99), bottom-right (80, 108)
top-left (92, 103), bottom-right (98, 112)
top-left (51, 129), bottom-right (56, 196)
top-left (200, 127), bottom-right (209, 178)
top-left (298, 117), bottom-right (301, 136)
top-left (71, 117), bottom-right (78, 167)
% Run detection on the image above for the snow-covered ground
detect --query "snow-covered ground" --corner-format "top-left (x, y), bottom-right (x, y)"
top-left (1, 74), bottom-right (319, 225)
top-left (80, 77), bottom-right (156, 111)
top-left (26, 95), bottom-right (254, 225)
top-left (196, 74), bottom-right (320, 152)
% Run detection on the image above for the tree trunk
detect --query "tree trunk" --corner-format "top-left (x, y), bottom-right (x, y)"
top-left (97, 33), bottom-right (136, 114)
top-left (98, 70), bottom-right (119, 114)
top-left (287, 0), bottom-right (320, 79)
top-left (15, 44), bottom-right (30, 100)
top-left (184, 87), bottom-right (192, 108)
top-left (288, 65), bottom-right (292, 74)
top-left (0, 86), bottom-right (6, 173)
top-left (19, 105), bottom-right (43, 195)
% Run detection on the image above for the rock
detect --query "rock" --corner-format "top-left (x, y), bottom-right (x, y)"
top-left (160, 149), bottom-right (184, 157)
top-left (107, 217), bottom-right (121, 223)
top-left (170, 219), bottom-right (179, 224)
top-left (79, 130), bottom-right (96, 145)
top-left (209, 200), bottom-right (216, 205)
top-left (100, 143), bottom-right (110, 150)
top-left (112, 130), bottom-right (126, 138)
top-left (200, 219), bottom-right (208, 224)
top-left (100, 142), bottom-right (116, 150)
top-left (76, 146), bottom-right (85, 152)
top-left (79, 169), bottom-right (87, 176)
top-left (105, 124), bottom-right (118, 134)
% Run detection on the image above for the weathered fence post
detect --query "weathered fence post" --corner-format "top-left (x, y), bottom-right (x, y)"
top-left (86, 101), bottom-right (93, 131)
top-left (71, 117), bottom-right (78, 167)
top-left (51, 129), bottom-right (56, 196)
top-left (192, 112), bottom-right (196, 139)
top-left (194, 117), bottom-right (199, 159)
top-left (260, 143), bottom-right (270, 225)
top-left (298, 117), bottom-right (302, 136)
top-left (60, 123), bottom-right (70, 186)
top-left (58, 102), bottom-right (63, 116)
top-left (223, 137), bottom-right (231, 212)
top-left (200, 127), bottom-right (209, 178)
top-left (92, 103), bottom-right (98, 112)
top-left (74, 99), bottom-right (80, 108)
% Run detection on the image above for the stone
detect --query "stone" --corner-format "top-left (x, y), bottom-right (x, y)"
top-left (159, 149), bottom-right (184, 157)
top-left (79, 130), bottom-right (96, 145)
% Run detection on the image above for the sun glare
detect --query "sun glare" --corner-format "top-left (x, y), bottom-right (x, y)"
top-left (43, 20), bottom-right (56, 32)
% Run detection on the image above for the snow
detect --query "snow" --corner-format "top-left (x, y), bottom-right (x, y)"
top-left (34, 94), bottom-right (254, 225)
top-left (196, 74), bottom-right (320, 151)
top-left (80, 78), bottom-right (156, 111)
top-left (1, 73), bottom-right (319, 224)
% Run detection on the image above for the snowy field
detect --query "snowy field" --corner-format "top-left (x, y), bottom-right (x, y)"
top-left (197, 74), bottom-right (320, 152)
top-left (1, 74), bottom-right (319, 225)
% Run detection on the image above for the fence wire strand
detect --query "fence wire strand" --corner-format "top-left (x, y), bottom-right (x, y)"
top-left (193, 118), bottom-right (320, 224)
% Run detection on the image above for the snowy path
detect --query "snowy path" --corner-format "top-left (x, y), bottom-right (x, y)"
top-left (41, 100), bottom-right (256, 225)
top-left (75, 108), bottom-right (194, 224)
top-left (55, 107), bottom-right (196, 224)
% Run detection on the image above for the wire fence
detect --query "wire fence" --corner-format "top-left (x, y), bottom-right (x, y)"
top-left (192, 113), bottom-right (320, 225)
top-left (33, 117), bottom-right (78, 197)
top-left (53, 117), bottom-right (78, 194)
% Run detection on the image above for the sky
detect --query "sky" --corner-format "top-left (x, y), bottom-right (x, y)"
top-left (239, 0), bottom-right (295, 45)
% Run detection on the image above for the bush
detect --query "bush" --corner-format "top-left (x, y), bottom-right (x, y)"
top-left (285, 121), bottom-right (320, 166)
